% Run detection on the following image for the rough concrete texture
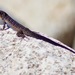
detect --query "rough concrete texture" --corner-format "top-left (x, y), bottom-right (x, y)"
top-left (0, 26), bottom-right (75, 75)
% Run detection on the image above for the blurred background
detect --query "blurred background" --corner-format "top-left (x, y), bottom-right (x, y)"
top-left (0, 0), bottom-right (75, 49)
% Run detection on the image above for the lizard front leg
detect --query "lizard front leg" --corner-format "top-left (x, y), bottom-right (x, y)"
top-left (3, 20), bottom-right (6, 29)
top-left (3, 21), bottom-right (10, 30)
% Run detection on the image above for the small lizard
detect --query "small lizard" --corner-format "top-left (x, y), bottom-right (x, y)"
top-left (0, 10), bottom-right (75, 54)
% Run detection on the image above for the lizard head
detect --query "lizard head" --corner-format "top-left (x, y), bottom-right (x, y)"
top-left (0, 10), bottom-right (7, 19)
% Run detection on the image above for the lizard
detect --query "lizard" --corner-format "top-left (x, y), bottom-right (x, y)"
top-left (0, 10), bottom-right (75, 54)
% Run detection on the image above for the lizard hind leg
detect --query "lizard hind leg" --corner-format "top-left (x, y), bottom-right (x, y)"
top-left (17, 30), bottom-right (25, 38)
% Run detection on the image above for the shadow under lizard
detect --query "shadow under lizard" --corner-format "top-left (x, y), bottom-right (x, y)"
top-left (0, 10), bottom-right (75, 54)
